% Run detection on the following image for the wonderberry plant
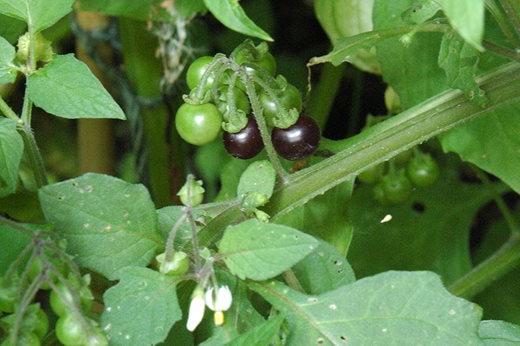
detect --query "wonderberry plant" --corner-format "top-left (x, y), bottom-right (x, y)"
top-left (1, 0), bottom-right (520, 345)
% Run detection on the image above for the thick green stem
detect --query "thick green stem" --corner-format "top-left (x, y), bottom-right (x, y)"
top-left (18, 125), bottom-right (48, 187)
top-left (21, 92), bottom-right (33, 124)
top-left (306, 63), bottom-right (345, 129)
top-left (0, 96), bottom-right (20, 121)
top-left (196, 62), bottom-right (520, 250)
top-left (483, 40), bottom-right (520, 63)
top-left (267, 63), bottom-right (520, 216)
top-left (448, 234), bottom-right (520, 299)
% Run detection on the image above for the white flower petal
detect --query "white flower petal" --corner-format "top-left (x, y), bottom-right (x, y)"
top-left (205, 287), bottom-right (216, 311)
top-left (216, 286), bottom-right (233, 311)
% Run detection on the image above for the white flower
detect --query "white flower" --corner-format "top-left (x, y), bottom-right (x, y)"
top-left (205, 285), bottom-right (233, 312)
top-left (205, 285), bottom-right (233, 326)
top-left (186, 287), bottom-right (205, 332)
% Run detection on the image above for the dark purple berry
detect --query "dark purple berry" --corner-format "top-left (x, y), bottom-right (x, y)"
top-left (271, 115), bottom-right (320, 160)
top-left (223, 117), bottom-right (264, 159)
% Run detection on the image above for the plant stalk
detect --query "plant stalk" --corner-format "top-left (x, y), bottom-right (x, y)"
top-left (197, 63), bottom-right (520, 255)
top-left (448, 233), bottom-right (520, 299)
top-left (0, 96), bottom-right (20, 121)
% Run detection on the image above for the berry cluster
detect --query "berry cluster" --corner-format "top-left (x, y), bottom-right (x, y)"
top-left (358, 147), bottom-right (440, 205)
top-left (175, 43), bottom-right (320, 161)
top-left (0, 255), bottom-right (106, 346)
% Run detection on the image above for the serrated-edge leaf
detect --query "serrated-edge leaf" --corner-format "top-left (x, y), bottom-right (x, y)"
top-left (250, 271), bottom-right (483, 345)
top-left (27, 54), bottom-right (126, 120)
top-left (101, 267), bottom-right (181, 346)
top-left (203, 0), bottom-right (273, 41)
top-left (219, 219), bottom-right (318, 280)
top-left (38, 173), bottom-right (160, 279)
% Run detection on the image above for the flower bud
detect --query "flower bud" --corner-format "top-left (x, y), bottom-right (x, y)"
top-left (186, 286), bottom-right (205, 332)
top-left (155, 251), bottom-right (189, 276)
top-left (178, 177), bottom-right (205, 207)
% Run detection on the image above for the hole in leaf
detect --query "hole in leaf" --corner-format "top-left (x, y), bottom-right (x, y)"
top-left (412, 202), bottom-right (425, 213)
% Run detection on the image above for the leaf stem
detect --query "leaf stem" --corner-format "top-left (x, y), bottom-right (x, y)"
top-left (448, 233), bottom-right (520, 299)
top-left (21, 87), bottom-right (33, 124)
top-left (283, 269), bottom-right (304, 292)
top-left (164, 212), bottom-right (188, 262)
top-left (0, 96), bottom-right (20, 121)
top-left (10, 271), bottom-right (44, 345)
top-left (483, 40), bottom-right (520, 63)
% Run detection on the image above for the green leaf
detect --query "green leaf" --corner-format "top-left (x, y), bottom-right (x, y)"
top-left (347, 164), bottom-right (499, 284)
top-left (27, 54), bottom-right (126, 120)
top-left (0, 118), bottom-right (23, 197)
top-left (438, 31), bottom-right (485, 105)
top-left (0, 36), bottom-right (16, 84)
top-left (275, 179), bottom-right (354, 256)
top-left (215, 158), bottom-right (249, 201)
top-left (218, 219), bottom-right (318, 280)
top-left (157, 206), bottom-right (208, 248)
top-left (292, 240), bottom-right (355, 295)
top-left (313, 0), bottom-right (379, 73)
top-left (0, 14), bottom-right (26, 44)
top-left (373, 0), bottom-right (446, 108)
top-left (479, 320), bottom-right (520, 344)
top-left (226, 315), bottom-right (284, 346)
top-left (437, 0), bottom-right (485, 51)
top-left (100, 267), bottom-right (181, 346)
top-left (38, 173), bottom-right (161, 279)
top-left (373, 0), bottom-right (520, 196)
top-left (0, 0), bottom-right (74, 33)
top-left (0, 223), bottom-right (30, 275)
top-left (440, 108), bottom-right (520, 195)
top-left (203, 0), bottom-right (273, 41)
top-left (250, 271), bottom-right (483, 345)
top-left (237, 160), bottom-right (275, 199)
top-left (401, 1), bottom-right (441, 25)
